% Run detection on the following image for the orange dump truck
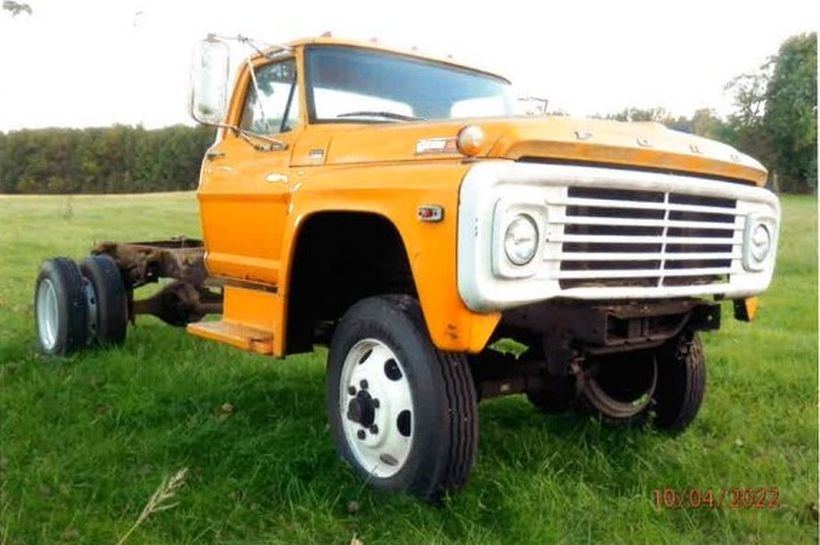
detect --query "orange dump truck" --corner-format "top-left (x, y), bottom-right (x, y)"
top-left (34, 36), bottom-right (780, 501)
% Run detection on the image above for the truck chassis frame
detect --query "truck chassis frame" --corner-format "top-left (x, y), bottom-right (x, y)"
top-left (92, 238), bottom-right (223, 327)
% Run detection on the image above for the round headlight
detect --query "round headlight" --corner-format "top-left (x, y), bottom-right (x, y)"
top-left (504, 214), bottom-right (539, 265)
top-left (750, 223), bottom-right (772, 263)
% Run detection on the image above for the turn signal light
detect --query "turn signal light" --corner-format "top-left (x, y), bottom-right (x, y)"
top-left (457, 125), bottom-right (484, 157)
top-left (733, 297), bottom-right (758, 322)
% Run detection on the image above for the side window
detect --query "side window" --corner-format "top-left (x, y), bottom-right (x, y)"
top-left (240, 59), bottom-right (300, 134)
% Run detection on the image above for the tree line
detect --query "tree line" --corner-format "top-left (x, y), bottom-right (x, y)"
top-left (0, 125), bottom-right (216, 194)
top-left (0, 33), bottom-right (814, 195)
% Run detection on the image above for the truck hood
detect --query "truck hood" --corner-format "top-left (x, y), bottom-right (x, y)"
top-left (320, 116), bottom-right (767, 186)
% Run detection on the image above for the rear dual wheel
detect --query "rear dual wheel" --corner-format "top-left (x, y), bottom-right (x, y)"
top-left (35, 258), bottom-right (88, 356)
top-left (34, 255), bottom-right (127, 355)
top-left (79, 255), bottom-right (128, 346)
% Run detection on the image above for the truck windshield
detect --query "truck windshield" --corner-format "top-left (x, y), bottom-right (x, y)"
top-left (305, 45), bottom-right (514, 122)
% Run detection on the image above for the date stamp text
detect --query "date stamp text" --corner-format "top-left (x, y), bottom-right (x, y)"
top-left (653, 487), bottom-right (779, 510)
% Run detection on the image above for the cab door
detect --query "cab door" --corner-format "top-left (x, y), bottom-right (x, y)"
top-left (199, 57), bottom-right (301, 286)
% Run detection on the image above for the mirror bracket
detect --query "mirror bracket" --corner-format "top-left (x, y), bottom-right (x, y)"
top-left (190, 34), bottom-right (289, 152)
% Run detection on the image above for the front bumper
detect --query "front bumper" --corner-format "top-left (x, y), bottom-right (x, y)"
top-left (457, 161), bottom-right (780, 312)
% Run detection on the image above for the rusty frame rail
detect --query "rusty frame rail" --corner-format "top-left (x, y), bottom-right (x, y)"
top-left (92, 237), bottom-right (223, 326)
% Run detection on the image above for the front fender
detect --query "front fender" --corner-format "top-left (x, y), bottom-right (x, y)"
top-left (279, 161), bottom-right (500, 353)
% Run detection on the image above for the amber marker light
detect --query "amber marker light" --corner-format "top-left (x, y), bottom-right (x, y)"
top-left (456, 125), bottom-right (485, 157)
top-left (733, 296), bottom-right (759, 322)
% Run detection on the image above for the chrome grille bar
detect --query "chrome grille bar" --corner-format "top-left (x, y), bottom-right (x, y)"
top-left (550, 234), bottom-right (741, 244)
top-left (552, 187), bottom-right (739, 290)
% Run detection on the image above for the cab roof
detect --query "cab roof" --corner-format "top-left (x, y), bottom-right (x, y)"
top-left (266, 36), bottom-right (510, 84)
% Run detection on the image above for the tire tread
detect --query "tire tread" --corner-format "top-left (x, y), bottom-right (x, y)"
top-left (654, 332), bottom-right (706, 431)
top-left (80, 255), bottom-right (127, 346)
top-left (346, 295), bottom-right (478, 501)
top-left (35, 257), bottom-right (88, 355)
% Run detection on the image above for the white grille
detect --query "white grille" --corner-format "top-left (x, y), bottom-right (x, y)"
top-left (457, 161), bottom-right (780, 312)
top-left (545, 186), bottom-right (741, 291)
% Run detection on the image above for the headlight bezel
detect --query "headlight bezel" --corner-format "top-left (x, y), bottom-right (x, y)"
top-left (742, 213), bottom-right (778, 272)
top-left (491, 198), bottom-right (547, 278)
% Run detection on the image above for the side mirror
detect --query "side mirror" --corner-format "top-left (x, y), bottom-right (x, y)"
top-left (190, 36), bottom-right (230, 125)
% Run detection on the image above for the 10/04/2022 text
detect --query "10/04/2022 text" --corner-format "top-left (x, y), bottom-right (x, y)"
top-left (653, 487), bottom-right (780, 510)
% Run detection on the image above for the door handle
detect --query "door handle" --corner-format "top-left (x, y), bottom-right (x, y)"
top-left (206, 150), bottom-right (226, 160)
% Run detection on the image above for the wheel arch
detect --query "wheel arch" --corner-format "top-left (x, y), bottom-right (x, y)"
top-left (283, 209), bottom-right (417, 354)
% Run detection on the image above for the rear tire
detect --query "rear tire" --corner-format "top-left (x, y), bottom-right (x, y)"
top-left (34, 258), bottom-right (88, 356)
top-left (80, 255), bottom-right (127, 346)
top-left (326, 295), bottom-right (478, 502)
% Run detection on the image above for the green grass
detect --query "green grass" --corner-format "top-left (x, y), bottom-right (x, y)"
top-left (0, 193), bottom-right (817, 545)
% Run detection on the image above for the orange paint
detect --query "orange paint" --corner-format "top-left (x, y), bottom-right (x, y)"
top-left (195, 37), bottom-right (768, 356)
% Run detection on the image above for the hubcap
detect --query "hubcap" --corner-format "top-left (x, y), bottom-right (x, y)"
top-left (340, 339), bottom-right (414, 478)
top-left (36, 278), bottom-right (59, 350)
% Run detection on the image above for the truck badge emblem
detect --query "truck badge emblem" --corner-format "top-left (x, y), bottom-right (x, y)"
top-left (309, 149), bottom-right (325, 162)
top-left (574, 130), bottom-right (593, 141)
top-left (416, 138), bottom-right (457, 155)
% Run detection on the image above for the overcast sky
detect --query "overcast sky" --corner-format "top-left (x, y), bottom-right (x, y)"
top-left (0, 0), bottom-right (815, 131)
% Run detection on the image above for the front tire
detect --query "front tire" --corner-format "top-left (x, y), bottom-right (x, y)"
top-left (326, 295), bottom-right (478, 502)
top-left (652, 332), bottom-right (706, 431)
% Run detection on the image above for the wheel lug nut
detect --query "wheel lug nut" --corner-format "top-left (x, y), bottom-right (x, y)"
top-left (347, 386), bottom-right (356, 395)
top-left (369, 425), bottom-right (378, 435)
top-left (372, 398), bottom-right (380, 408)
top-left (357, 430), bottom-right (366, 440)
top-left (360, 380), bottom-right (368, 390)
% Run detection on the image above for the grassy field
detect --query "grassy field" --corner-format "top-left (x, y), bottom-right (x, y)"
top-left (0, 193), bottom-right (817, 545)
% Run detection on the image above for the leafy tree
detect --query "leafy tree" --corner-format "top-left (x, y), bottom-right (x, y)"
top-left (691, 108), bottom-right (723, 139)
top-left (719, 33), bottom-right (817, 192)
top-left (725, 70), bottom-right (770, 127)
top-left (763, 33), bottom-right (817, 192)
top-left (721, 66), bottom-right (774, 171)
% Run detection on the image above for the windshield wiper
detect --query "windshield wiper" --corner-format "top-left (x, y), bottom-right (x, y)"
top-left (336, 111), bottom-right (425, 122)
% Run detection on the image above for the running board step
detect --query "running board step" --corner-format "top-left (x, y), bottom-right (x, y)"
top-left (186, 320), bottom-right (273, 355)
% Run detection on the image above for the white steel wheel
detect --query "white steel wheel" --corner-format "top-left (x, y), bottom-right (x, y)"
top-left (36, 278), bottom-right (59, 351)
top-left (326, 295), bottom-right (478, 502)
top-left (33, 258), bottom-right (88, 356)
top-left (339, 339), bottom-right (414, 478)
